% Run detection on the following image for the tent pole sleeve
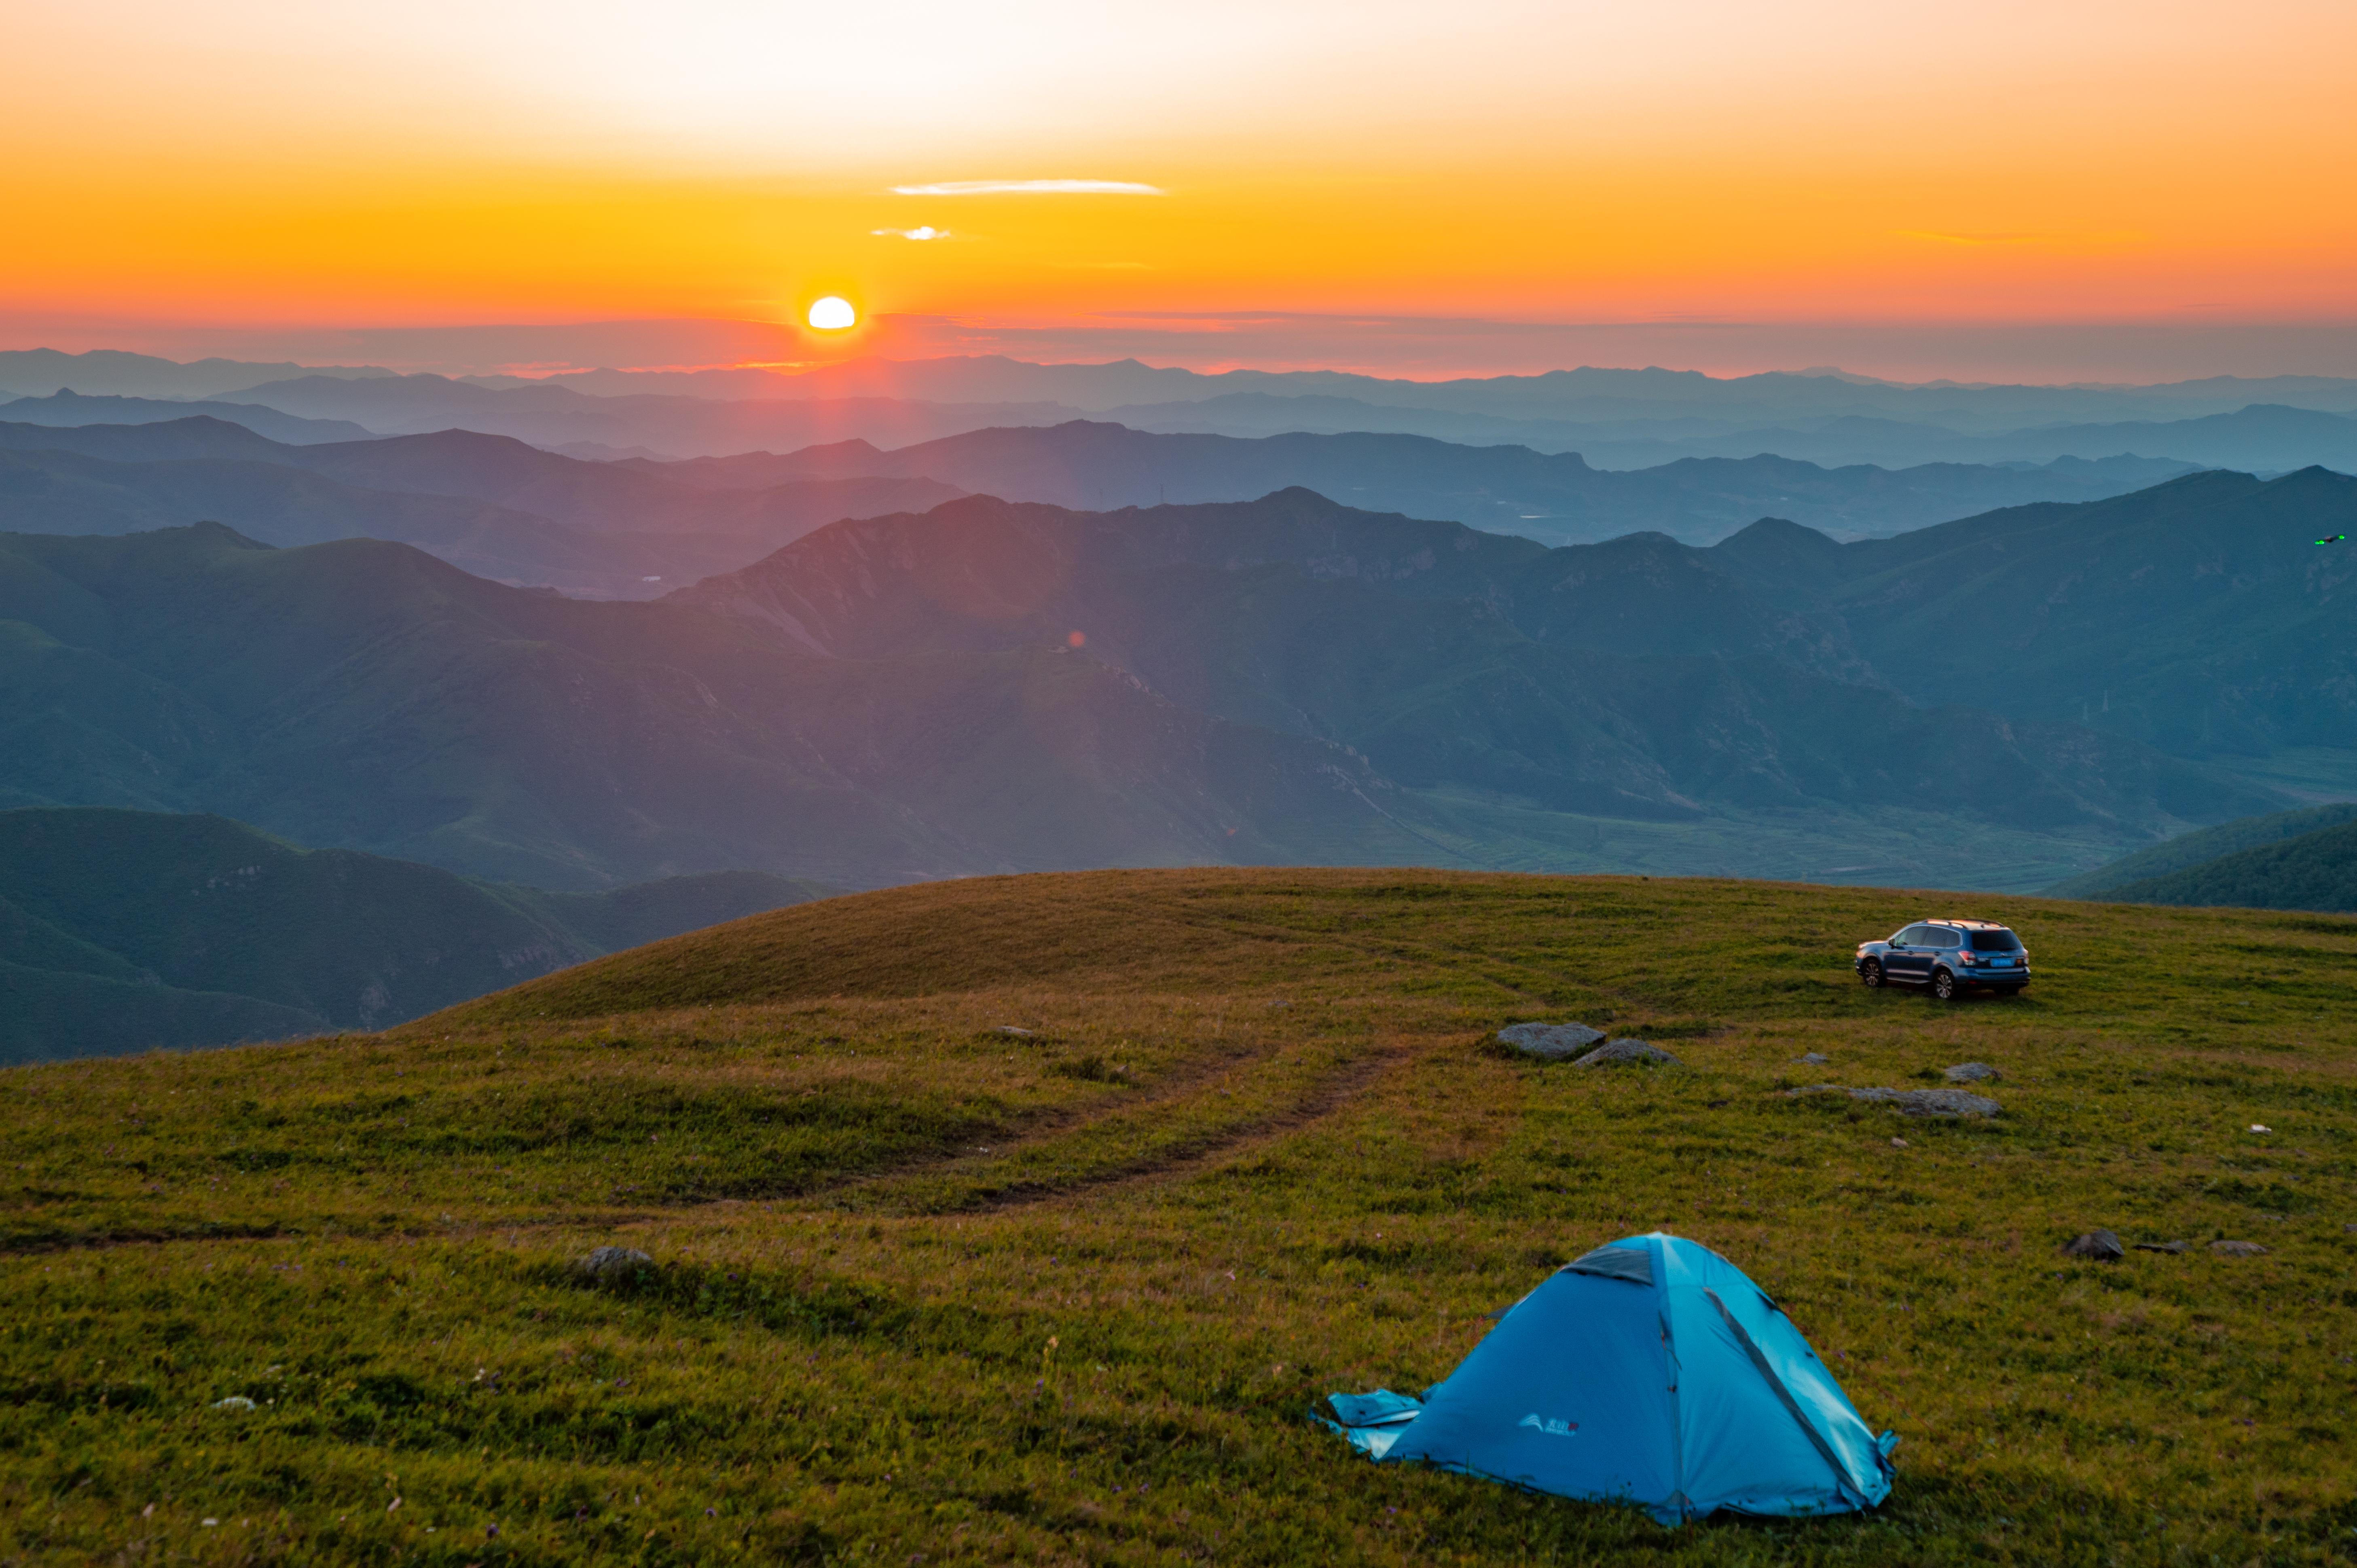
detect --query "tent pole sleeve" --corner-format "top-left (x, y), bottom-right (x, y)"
top-left (1656, 1237), bottom-right (1690, 1522)
top-left (1701, 1288), bottom-right (1861, 1504)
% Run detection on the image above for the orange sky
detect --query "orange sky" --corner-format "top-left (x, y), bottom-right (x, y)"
top-left (7, 0), bottom-right (2355, 377)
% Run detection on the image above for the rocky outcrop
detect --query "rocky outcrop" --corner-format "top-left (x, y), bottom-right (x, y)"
top-left (1498, 1022), bottom-right (1606, 1059)
top-left (1787, 1084), bottom-right (2000, 1118)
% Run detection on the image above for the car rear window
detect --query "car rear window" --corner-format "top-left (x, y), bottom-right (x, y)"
top-left (1967, 930), bottom-right (2021, 951)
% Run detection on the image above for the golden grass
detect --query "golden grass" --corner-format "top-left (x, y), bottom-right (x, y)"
top-left (2, 869), bottom-right (2353, 1564)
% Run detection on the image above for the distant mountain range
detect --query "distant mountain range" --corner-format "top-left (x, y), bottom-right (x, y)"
top-left (0, 410), bottom-right (2209, 593)
top-left (0, 522), bottom-right (1477, 888)
top-left (700, 419), bottom-right (2203, 545)
top-left (2046, 801), bottom-right (2357, 897)
top-left (0, 806), bottom-right (829, 1061)
top-left (0, 417), bottom-right (963, 598)
top-left (10, 348), bottom-right (2357, 475)
top-left (0, 388), bottom-right (371, 444)
top-left (6, 463), bottom-right (2319, 898)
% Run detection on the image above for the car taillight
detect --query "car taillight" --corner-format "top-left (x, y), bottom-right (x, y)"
top-left (1959, 952), bottom-right (1977, 964)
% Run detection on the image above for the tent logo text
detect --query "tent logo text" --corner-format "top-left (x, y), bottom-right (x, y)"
top-left (1518, 1413), bottom-right (1578, 1437)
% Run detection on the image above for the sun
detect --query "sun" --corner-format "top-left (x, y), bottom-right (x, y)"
top-left (807, 296), bottom-right (857, 331)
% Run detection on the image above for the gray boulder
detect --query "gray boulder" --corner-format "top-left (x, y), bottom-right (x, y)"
top-left (1497, 1022), bottom-right (1606, 1060)
top-left (1944, 1062), bottom-right (2001, 1084)
top-left (2133, 1240), bottom-right (2189, 1254)
top-left (2209, 1240), bottom-right (2267, 1258)
top-left (1572, 1038), bottom-right (1682, 1069)
top-left (1798, 1052), bottom-right (1830, 1065)
top-left (2061, 1230), bottom-right (2124, 1261)
top-left (577, 1245), bottom-right (654, 1281)
top-left (1788, 1084), bottom-right (2000, 1118)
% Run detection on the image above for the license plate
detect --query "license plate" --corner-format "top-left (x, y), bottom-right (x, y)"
top-left (1991, 957), bottom-right (2012, 966)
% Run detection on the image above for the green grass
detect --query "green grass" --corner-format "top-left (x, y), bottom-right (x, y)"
top-left (3, 869), bottom-right (2354, 1564)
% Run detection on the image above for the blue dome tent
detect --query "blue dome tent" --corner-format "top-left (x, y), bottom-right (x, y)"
top-left (1320, 1232), bottom-right (1898, 1525)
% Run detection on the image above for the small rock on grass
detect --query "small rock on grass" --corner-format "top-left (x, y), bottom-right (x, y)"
top-left (1497, 1022), bottom-right (1605, 1060)
top-left (1944, 1062), bottom-right (2000, 1083)
top-left (994, 1025), bottom-right (1036, 1038)
top-left (2134, 1240), bottom-right (2190, 1254)
top-left (1798, 1052), bottom-right (1830, 1065)
top-left (577, 1246), bottom-right (654, 1281)
top-left (1786, 1084), bottom-right (1999, 1118)
top-left (2061, 1230), bottom-right (2124, 1262)
top-left (1572, 1038), bottom-right (1682, 1069)
top-left (2209, 1240), bottom-right (2268, 1257)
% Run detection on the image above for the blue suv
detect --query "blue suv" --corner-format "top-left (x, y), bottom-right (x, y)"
top-left (1856, 919), bottom-right (2029, 1000)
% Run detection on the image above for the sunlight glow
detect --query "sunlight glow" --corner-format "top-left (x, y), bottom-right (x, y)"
top-left (807, 296), bottom-right (857, 331)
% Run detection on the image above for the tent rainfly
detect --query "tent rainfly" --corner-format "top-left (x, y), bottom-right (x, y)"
top-left (1319, 1232), bottom-right (1897, 1524)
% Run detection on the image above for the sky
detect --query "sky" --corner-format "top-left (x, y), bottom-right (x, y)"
top-left (7, 0), bottom-right (2355, 381)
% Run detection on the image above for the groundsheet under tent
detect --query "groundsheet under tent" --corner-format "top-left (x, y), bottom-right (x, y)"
top-left (1319, 1232), bottom-right (1897, 1525)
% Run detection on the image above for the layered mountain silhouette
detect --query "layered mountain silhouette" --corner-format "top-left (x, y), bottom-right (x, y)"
top-left (0, 389), bottom-right (370, 444)
top-left (0, 523), bottom-right (1462, 888)
top-left (14, 348), bottom-right (2357, 474)
top-left (0, 806), bottom-right (829, 1061)
top-left (6, 459), bottom-right (2337, 894)
top-left (0, 417), bottom-right (963, 598)
top-left (665, 485), bottom-right (2280, 829)
top-left (671, 469), bottom-right (2357, 764)
top-left (643, 421), bottom-right (2205, 545)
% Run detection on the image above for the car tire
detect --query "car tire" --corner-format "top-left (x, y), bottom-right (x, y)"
top-left (1860, 959), bottom-right (1884, 988)
top-left (1931, 968), bottom-right (1957, 1001)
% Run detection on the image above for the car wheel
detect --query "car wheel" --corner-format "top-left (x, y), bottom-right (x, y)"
top-left (1931, 968), bottom-right (1957, 1001)
top-left (1860, 959), bottom-right (1884, 988)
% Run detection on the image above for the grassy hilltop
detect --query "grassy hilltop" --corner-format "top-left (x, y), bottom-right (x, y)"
top-left (2, 869), bottom-right (2353, 1565)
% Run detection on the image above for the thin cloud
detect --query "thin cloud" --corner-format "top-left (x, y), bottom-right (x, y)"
top-left (1898, 229), bottom-right (2146, 247)
top-left (872, 226), bottom-right (951, 241)
top-left (1899, 230), bottom-right (2051, 245)
top-left (890, 179), bottom-right (1164, 197)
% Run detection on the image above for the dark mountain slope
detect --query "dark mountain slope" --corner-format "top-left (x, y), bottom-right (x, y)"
top-left (0, 807), bottom-right (831, 1061)
top-left (670, 492), bottom-right (2271, 833)
top-left (1713, 468), bottom-right (2357, 755)
top-left (0, 414), bottom-right (291, 463)
top-left (0, 524), bottom-right (1457, 886)
top-left (2091, 818), bottom-right (2357, 913)
top-left (2044, 801), bottom-right (2357, 897)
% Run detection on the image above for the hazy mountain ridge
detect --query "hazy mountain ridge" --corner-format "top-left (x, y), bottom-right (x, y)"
top-left (0, 805), bottom-right (831, 1061)
top-left (2070, 815), bottom-right (2357, 913)
top-left (668, 487), bottom-right (2277, 835)
top-left (0, 389), bottom-right (372, 444)
top-left (14, 347), bottom-right (2357, 475)
top-left (697, 420), bottom-right (2210, 546)
top-left (0, 523), bottom-right (1465, 888)
top-left (2046, 801), bottom-right (2357, 898)
top-left (0, 418), bottom-right (964, 598)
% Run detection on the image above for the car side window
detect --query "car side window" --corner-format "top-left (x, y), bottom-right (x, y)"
top-left (1933, 928), bottom-right (1961, 949)
top-left (1894, 925), bottom-right (1926, 946)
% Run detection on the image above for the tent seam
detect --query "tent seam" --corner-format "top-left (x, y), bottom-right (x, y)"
top-left (1655, 1233), bottom-right (1689, 1523)
top-left (1701, 1286), bottom-right (1862, 1510)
